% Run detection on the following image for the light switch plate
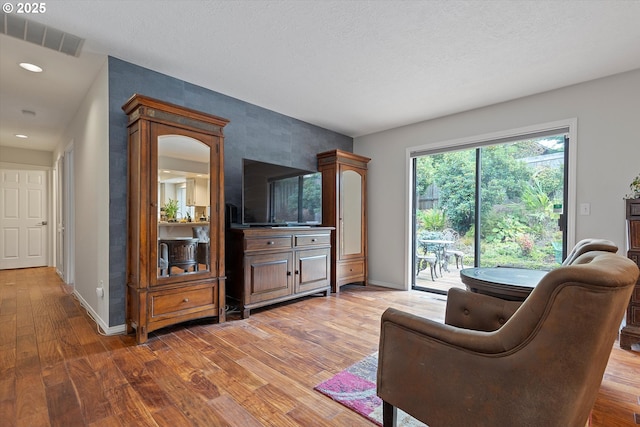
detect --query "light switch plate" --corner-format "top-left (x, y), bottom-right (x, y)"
top-left (579, 203), bottom-right (591, 215)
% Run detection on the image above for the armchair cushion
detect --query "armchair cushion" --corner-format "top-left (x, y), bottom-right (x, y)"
top-left (445, 287), bottom-right (521, 331)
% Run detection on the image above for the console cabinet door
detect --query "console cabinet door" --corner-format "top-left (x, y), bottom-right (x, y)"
top-left (296, 247), bottom-right (331, 294)
top-left (244, 252), bottom-right (294, 304)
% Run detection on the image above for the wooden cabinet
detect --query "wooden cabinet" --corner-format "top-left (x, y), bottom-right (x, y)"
top-left (227, 227), bottom-right (333, 318)
top-left (122, 94), bottom-right (229, 344)
top-left (317, 149), bottom-right (370, 292)
top-left (186, 177), bottom-right (209, 206)
top-left (621, 198), bottom-right (640, 350)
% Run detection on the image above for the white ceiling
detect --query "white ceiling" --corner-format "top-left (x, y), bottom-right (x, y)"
top-left (2, 1), bottom-right (640, 153)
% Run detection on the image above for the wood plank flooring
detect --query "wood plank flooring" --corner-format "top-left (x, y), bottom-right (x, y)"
top-left (1, 267), bottom-right (639, 426)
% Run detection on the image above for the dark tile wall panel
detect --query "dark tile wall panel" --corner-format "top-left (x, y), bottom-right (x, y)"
top-left (107, 56), bottom-right (352, 326)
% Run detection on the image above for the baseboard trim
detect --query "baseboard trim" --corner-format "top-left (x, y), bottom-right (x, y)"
top-left (367, 279), bottom-right (406, 290)
top-left (72, 289), bottom-right (126, 336)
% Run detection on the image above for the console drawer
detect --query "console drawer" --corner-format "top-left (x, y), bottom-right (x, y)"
top-left (245, 236), bottom-right (292, 252)
top-left (295, 233), bottom-right (331, 247)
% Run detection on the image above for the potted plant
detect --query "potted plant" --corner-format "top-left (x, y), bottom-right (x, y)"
top-left (624, 173), bottom-right (640, 200)
top-left (164, 198), bottom-right (179, 222)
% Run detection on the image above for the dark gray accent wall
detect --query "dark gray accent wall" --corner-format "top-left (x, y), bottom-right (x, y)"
top-left (107, 56), bottom-right (352, 326)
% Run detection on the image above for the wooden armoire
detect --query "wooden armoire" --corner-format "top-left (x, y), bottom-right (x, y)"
top-left (621, 198), bottom-right (640, 350)
top-left (122, 94), bottom-right (229, 344)
top-left (317, 149), bottom-right (371, 292)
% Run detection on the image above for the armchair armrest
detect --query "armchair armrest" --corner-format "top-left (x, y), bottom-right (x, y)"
top-left (377, 307), bottom-right (526, 426)
top-left (379, 307), bottom-right (513, 356)
top-left (445, 287), bottom-right (521, 331)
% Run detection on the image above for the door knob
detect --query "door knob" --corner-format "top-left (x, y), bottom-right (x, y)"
top-left (38, 221), bottom-right (48, 226)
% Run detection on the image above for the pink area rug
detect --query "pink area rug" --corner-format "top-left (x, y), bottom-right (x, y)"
top-left (314, 353), bottom-right (426, 426)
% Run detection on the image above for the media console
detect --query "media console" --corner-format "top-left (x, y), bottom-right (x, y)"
top-left (226, 226), bottom-right (334, 318)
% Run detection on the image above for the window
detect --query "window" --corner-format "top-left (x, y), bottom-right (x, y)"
top-left (270, 173), bottom-right (322, 223)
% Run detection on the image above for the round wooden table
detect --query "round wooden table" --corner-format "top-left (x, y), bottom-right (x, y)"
top-left (459, 267), bottom-right (548, 301)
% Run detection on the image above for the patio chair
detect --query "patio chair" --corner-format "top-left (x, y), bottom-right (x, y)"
top-left (442, 228), bottom-right (465, 270)
top-left (416, 254), bottom-right (438, 281)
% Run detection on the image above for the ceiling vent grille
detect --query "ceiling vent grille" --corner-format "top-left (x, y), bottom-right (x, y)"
top-left (1, 12), bottom-right (84, 57)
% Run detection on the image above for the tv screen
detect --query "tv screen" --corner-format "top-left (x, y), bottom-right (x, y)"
top-left (242, 159), bottom-right (322, 226)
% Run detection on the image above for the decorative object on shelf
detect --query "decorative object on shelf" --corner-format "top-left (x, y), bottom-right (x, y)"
top-left (624, 173), bottom-right (640, 199)
top-left (164, 198), bottom-right (179, 222)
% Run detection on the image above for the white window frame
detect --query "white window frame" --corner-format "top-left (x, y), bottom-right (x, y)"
top-left (404, 118), bottom-right (578, 289)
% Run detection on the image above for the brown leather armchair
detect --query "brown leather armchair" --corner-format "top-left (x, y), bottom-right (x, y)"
top-left (377, 253), bottom-right (639, 427)
top-left (562, 238), bottom-right (617, 265)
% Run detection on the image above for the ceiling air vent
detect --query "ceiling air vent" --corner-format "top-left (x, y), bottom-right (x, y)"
top-left (1, 12), bottom-right (84, 57)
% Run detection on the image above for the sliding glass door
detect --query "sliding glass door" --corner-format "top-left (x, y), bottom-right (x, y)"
top-left (412, 133), bottom-right (568, 294)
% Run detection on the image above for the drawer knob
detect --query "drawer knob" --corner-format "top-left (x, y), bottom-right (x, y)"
top-left (267, 241), bottom-right (275, 245)
top-left (311, 238), bottom-right (317, 242)
top-left (183, 298), bottom-right (189, 303)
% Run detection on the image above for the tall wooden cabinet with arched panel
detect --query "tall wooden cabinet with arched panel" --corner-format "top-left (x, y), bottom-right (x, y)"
top-left (317, 149), bottom-right (371, 292)
top-left (621, 198), bottom-right (640, 350)
top-left (122, 94), bottom-right (229, 344)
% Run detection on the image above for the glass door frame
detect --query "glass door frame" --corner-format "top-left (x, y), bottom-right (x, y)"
top-left (405, 119), bottom-right (578, 290)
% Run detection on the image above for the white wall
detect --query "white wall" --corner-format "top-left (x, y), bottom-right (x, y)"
top-left (53, 59), bottom-right (110, 330)
top-left (0, 146), bottom-right (53, 167)
top-left (355, 69), bottom-right (640, 290)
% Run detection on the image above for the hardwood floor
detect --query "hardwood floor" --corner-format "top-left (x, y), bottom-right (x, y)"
top-left (1, 267), bottom-right (638, 426)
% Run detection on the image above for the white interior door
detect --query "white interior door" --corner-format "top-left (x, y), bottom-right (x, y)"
top-left (0, 169), bottom-right (48, 269)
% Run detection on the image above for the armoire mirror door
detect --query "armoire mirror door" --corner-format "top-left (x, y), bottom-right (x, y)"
top-left (156, 131), bottom-right (212, 279)
top-left (152, 123), bottom-right (216, 284)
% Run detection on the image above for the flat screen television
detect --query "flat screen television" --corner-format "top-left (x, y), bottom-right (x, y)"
top-left (241, 159), bottom-right (322, 227)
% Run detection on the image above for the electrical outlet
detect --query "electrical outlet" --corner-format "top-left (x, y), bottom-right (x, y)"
top-left (96, 287), bottom-right (104, 298)
top-left (579, 203), bottom-right (590, 215)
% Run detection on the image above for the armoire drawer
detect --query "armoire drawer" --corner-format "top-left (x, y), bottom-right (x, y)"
top-left (338, 260), bottom-right (365, 279)
top-left (150, 285), bottom-right (216, 318)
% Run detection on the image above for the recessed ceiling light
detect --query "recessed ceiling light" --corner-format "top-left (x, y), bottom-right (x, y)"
top-left (19, 62), bottom-right (43, 73)
top-left (15, 134), bottom-right (29, 139)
